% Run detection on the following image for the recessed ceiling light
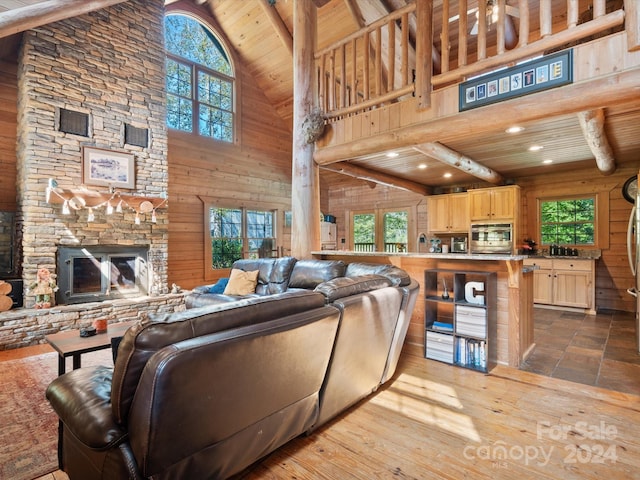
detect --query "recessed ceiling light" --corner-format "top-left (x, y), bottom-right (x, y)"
top-left (543, 159), bottom-right (553, 164)
top-left (418, 163), bottom-right (427, 169)
top-left (386, 152), bottom-right (399, 158)
top-left (444, 172), bottom-right (452, 178)
top-left (505, 126), bottom-right (524, 134)
top-left (528, 145), bottom-right (544, 151)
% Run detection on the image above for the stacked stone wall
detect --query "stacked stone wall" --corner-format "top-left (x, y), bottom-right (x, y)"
top-left (16, 0), bottom-right (168, 310)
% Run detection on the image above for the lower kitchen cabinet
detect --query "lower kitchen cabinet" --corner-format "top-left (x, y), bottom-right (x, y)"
top-left (424, 269), bottom-right (497, 372)
top-left (524, 258), bottom-right (595, 312)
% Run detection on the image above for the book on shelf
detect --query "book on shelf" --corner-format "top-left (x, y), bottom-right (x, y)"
top-left (455, 337), bottom-right (487, 369)
top-left (431, 321), bottom-right (453, 331)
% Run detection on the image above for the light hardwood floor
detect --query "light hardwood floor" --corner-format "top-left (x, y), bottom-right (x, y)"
top-left (36, 352), bottom-right (640, 480)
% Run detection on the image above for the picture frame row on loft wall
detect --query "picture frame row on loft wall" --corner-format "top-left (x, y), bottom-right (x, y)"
top-left (458, 49), bottom-right (573, 112)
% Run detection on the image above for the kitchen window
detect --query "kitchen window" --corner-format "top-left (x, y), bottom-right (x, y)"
top-left (351, 209), bottom-right (409, 252)
top-left (539, 196), bottom-right (595, 245)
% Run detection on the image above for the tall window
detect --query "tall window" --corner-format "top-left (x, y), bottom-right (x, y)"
top-left (165, 14), bottom-right (234, 142)
top-left (352, 209), bottom-right (410, 252)
top-left (540, 197), bottom-right (595, 245)
top-left (209, 207), bottom-right (275, 268)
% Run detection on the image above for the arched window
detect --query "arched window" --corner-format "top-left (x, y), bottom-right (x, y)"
top-left (164, 14), bottom-right (235, 143)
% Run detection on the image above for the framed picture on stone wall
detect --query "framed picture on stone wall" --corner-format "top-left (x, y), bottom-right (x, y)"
top-left (82, 147), bottom-right (135, 189)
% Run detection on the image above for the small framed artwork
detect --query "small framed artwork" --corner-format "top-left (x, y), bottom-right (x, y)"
top-left (83, 147), bottom-right (135, 189)
top-left (284, 210), bottom-right (292, 228)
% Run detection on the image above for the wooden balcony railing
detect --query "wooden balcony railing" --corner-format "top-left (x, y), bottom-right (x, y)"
top-left (317, 0), bottom-right (632, 123)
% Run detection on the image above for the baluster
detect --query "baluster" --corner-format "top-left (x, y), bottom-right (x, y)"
top-left (593, 0), bottom-right (606, 19)
top-left (567, 0), bottom-right (579, 28)
top-left (496, 0), bottom-right (506, 55)
top-left (339, 43), bottom-right (346, 109)
top-left (518, 0), bottom-right (529, 46)
top-left (441, 0), bottom-right (450, 73)
top-left (375, 26), bottom-right (382, 97)
top-left (478, 0), bottom-right (487, 60)
top-left (363, 30), bottom-right (370, 101)
top-left (458, 0), bottom-right (468, 67)
top-left (388, 19), bottom-right (396, 93)
top-left (540, 0), bottom-right (552, 38)
top-left (401, 12), bottom-right (409, 86)
top-left (351, 38), bottom-right (357, 106)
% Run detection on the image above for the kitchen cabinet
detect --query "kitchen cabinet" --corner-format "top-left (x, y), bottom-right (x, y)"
top-left (320, 221), bottom-right (337, 249)
top-left (427, 193), bottom-right (469, 233)
top-left (524, 258), bottom-right (595, 313)
top-left (469, 185), bottom-right (520, 221)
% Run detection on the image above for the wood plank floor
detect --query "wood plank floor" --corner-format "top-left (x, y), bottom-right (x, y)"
top-left (24, 308), bottom-right (639, 480)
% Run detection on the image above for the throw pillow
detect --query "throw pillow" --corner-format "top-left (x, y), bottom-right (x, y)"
top-left (223, 269), bottom-right (259, 295)
top-left (208, 277), bottom-right (229, 294)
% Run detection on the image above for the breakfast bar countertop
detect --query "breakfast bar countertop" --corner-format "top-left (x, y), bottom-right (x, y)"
top-left (312, 250), bottom-right (530, 261)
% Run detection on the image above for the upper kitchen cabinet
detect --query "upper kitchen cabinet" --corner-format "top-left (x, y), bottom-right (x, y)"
top-left (427, 193), bottom-right (469, 234)
top-left (469, 186), bottom-right (521, 222)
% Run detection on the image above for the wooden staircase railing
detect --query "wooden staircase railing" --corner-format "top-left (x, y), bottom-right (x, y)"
top-left (316, 0), bottom-right (632, 123)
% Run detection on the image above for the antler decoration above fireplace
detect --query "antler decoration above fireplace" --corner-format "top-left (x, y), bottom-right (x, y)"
top-left (46, 179), bottom-right (168, 224)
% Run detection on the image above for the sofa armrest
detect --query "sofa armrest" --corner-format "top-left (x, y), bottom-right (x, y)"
top-left (314, 274), bottom-right (392, 303)
top-left (46, 365), bottom-right (127, 450)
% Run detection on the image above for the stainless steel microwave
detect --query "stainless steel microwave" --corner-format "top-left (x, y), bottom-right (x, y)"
top-left (470, 223), bottom-right (513, 254)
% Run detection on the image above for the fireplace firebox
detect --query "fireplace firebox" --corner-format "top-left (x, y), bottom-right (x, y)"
top-left (57, 246), bottom-right (149, 305)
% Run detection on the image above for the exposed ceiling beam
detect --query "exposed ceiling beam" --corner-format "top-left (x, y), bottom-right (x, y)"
top-left (258, 0), bottom-right (293, 57)
top-left (320, 162), bottom-right (431, 195)
top-left (413, 142), bottom-right (505, 185)
top-left (577, 109), bottom-right (616, 175)
top-left (0, 0), bottom-right (129, 39)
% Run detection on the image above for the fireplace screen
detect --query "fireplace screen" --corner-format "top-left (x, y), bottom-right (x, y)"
top-left (58, 246), bottom-right (148, 304)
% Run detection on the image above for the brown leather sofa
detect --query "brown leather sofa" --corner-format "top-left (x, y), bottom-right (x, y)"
top-left (46, 259), bottom-right (419, 480)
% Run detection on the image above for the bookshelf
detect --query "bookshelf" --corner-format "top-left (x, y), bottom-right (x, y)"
top-left (424, 269), bottom-right (497, 372)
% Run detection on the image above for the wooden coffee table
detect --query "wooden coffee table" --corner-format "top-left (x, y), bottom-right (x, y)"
top-left (45, 321), bottom-right (135, 375)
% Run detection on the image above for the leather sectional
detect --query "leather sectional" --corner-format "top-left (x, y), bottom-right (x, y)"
top-left (46, 258), bottom-right (419, 479)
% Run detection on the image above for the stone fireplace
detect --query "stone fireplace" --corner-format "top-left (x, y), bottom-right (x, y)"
top-left (57, 246), bottom-right (149, 305)
top-left (15, 0), bottom-right (168, 309)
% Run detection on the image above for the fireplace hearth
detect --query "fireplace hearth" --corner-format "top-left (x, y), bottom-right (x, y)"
top-left (57, 246), bottom-right (149, 305)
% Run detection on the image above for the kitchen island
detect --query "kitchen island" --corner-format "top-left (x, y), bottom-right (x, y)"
top-left (313, 251), bottom-right (534, 369)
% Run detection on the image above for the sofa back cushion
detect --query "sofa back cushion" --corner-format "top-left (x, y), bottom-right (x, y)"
top-left (289, 259), bottom-right (346, 289)
top-left (110, 290), bottom-right (325, 425)
top-left (314, 274), bottom-right (392, 303)
top-left (345, 262), bottom-right (411, 287)
top-left (229, 257), bottom-right (297, 295)
top-left (268, 256), bottom-right (297, 294)
top-left (230, 258), bottom-right (275, 295)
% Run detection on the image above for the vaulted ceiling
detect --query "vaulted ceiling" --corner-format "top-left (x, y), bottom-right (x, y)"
top-left (1, 0), bottom-right (639, 191)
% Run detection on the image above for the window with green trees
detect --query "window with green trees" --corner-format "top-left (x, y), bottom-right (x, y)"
top-left (165, 14), bottom-right (234, 142)
top-left (209, 207), bottom-right (275, 268)
top-left (540, 197), bottom-right (595, 245)
top-left (383, 211), bottom-right (408, 252)
top-left (353, 213), bottom-right (375, 251)
top-left (352, 209), bottom-right (409, 252)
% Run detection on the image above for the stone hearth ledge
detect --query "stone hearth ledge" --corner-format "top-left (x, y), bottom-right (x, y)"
top-left (0, 292), bottom-right (187, 350)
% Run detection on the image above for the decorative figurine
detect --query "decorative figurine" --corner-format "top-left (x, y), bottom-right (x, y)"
top-left (28, 267), bottom-right (59, 309)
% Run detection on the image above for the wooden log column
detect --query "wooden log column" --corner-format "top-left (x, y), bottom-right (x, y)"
top-left (291, 0), bottom-right (321, 259)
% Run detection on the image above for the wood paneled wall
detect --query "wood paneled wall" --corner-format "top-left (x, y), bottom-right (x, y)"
top-left (326, 163), bottom-right (638, 314)
top-left (0, 64), bottom-right (17, 211)
top-left (167, 68), bottom-right (294, 290)
top-left (518, 163), bottom-right (638, 313)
